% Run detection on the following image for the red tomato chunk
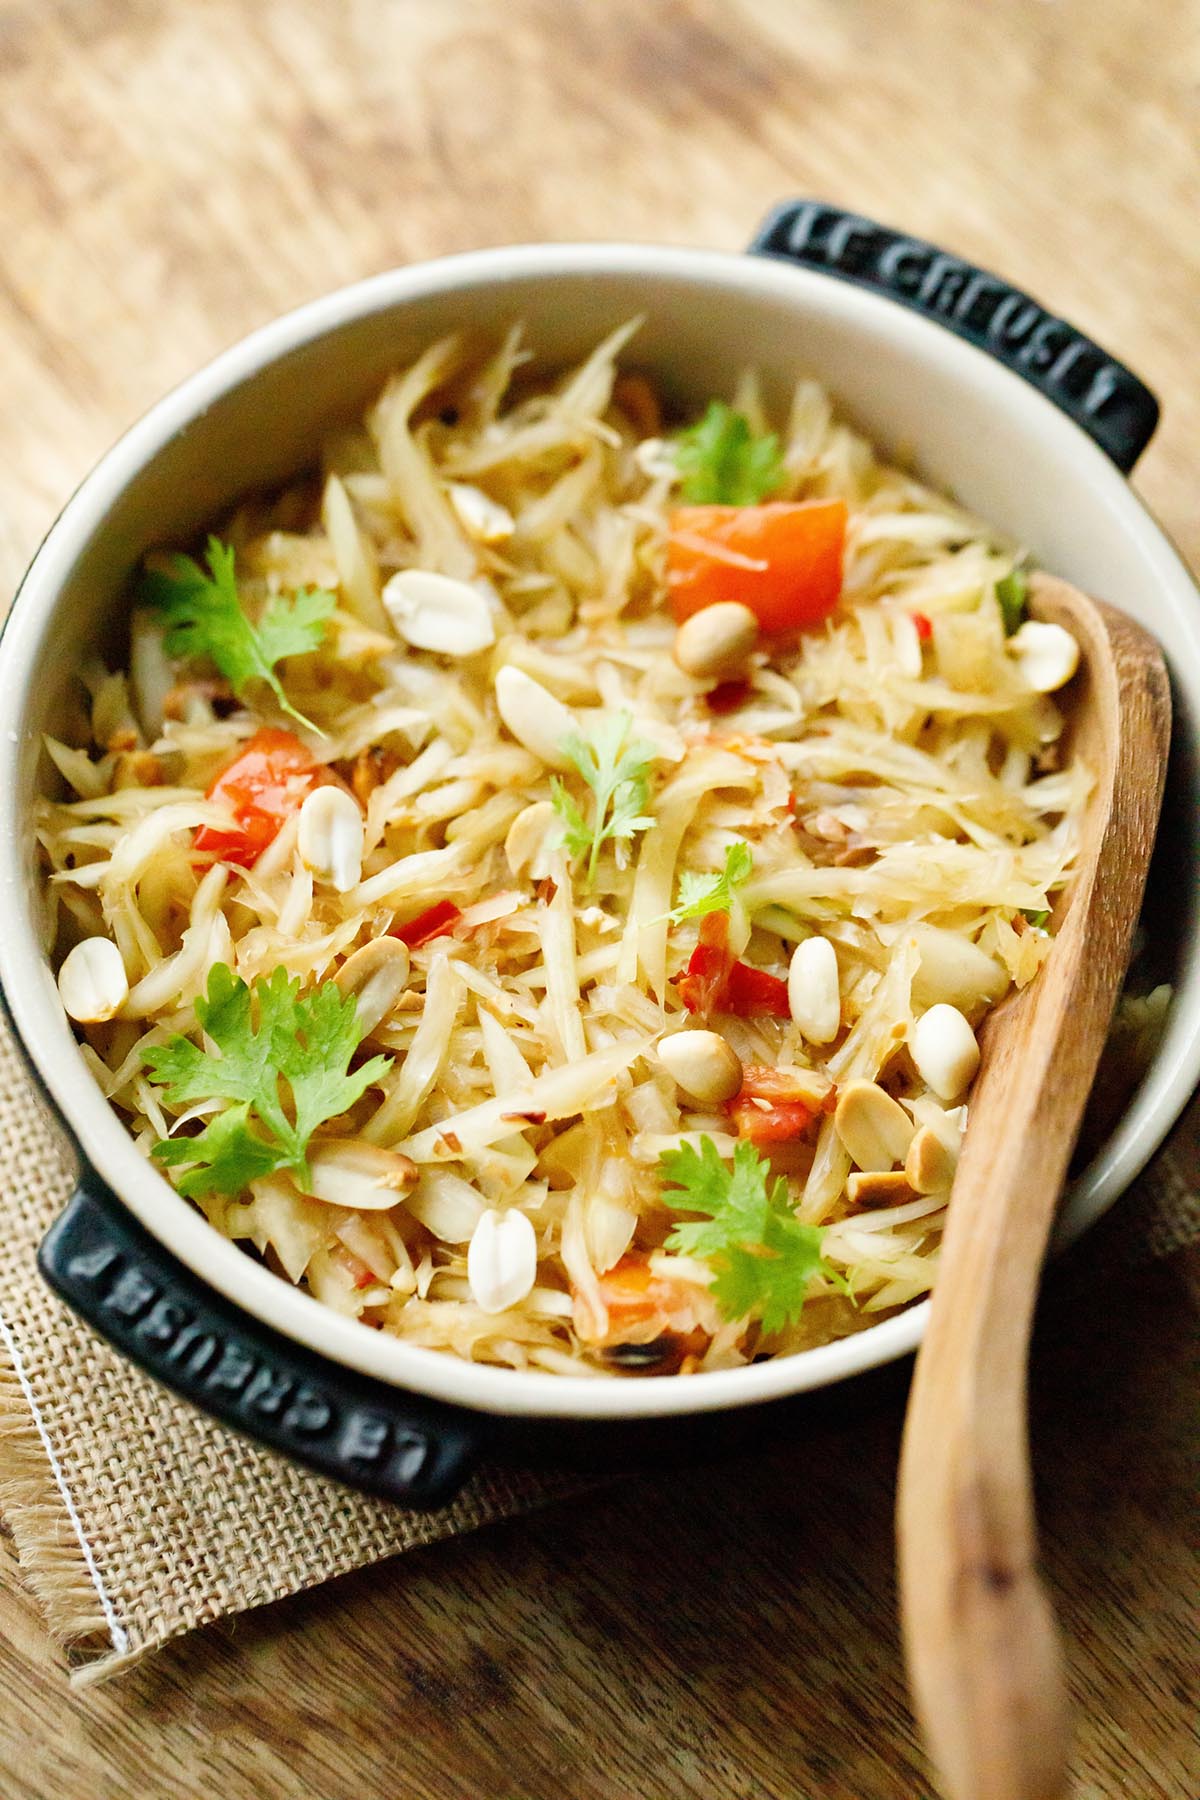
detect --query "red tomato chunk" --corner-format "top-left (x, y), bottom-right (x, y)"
top-left (667, 500), bottom-right (847, 634)
top-left (194, 728), bottom-right (324, 869)
top-left (676, 913), bottom-right (792, 1019)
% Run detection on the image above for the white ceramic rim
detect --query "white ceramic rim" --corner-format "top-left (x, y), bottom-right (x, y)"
top-left (3, 241), bottom-right (1200, 1421)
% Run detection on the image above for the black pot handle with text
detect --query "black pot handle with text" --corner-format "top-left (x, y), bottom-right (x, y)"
top-left (749, 200), bottom-right (1158, 474)
top-left (39, 1171), bottom-right (482, 1508)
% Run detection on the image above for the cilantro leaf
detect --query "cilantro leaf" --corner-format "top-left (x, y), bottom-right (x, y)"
top-left (673, 401), bottom-right (786, 505)
top-left (548, 779), bottom-right (593, 861)
top-left (711, 1212), bottom-right (829, 1335)
top-left (660, 1135), bottom-right (833, 1332)
top-left (142, 536), bottom-right (334, 731)
top-left (995, 569), bottom-right (1028, 637)
top-left (671, 840), bottom-right (753, 924)
top-left (143, 961), bottom-right (274, 1109)
top-left (269, 973), bottom-right (390, 1156)
top-left (257, 586), bottom-right (338, 667)
top-left (144, 963), bottom-right (392, 1196)
top-left (659, 1137), bottom-right (783, 1256)
top-left (549, 710), bottom-right (655, 888)
top-left (153, 1103), bottom-right (288, 1198)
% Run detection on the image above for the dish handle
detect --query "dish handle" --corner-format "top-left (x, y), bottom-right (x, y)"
top-left (37, 1168), bottom-right (481, 1507)
top-left (749, 200), bottom-right (1159, 474)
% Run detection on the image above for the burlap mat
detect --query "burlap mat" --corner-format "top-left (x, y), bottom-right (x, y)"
top-left (1, 1010), bottom-right (1196, 1685)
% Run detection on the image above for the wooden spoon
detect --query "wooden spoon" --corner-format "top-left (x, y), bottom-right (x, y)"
top-left (897, 574), bottom-right (1171, 1800)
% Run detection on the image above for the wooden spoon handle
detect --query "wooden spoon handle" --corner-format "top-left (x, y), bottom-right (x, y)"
top-left (897, 584), bottom-right (1171, 1800)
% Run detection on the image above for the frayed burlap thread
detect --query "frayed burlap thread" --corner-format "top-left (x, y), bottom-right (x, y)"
top-left (0, 1013), bottom-right (586, 1684)
top-left (1, 1006), bottom-right (1197, 1683)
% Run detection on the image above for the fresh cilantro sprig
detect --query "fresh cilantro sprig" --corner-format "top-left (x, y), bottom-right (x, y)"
top-left (995, 569), bottom-right (1028, 637)
top-left (660, 1136), bottom-right (836, 1333)
top-left (142, 536), bottom-right (335, 732)
top-left (670, 840), bottom-right (753, 924)
top-left (549, 711), bottom-right (656, 889)
top-left (673, 401), bottom-right (786, 505)
top-left (144, 963), bottom-right (391, 1199)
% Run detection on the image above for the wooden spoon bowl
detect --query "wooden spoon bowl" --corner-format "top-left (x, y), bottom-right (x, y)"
top-left (897, 575), bottom-right (1172, 1800)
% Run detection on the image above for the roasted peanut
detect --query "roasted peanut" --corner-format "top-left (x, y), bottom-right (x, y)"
top-left (1009, 619), bottom-right (1080, 693)
top-left (57, 937), bottom-right (129, 1023)
top-left (307, 1139), bottom-right (418, 1209)
top-left (382, 569), bottom-right (496, 655)
top-left (673, 602), bottom-right (759, 682)
top-left (910, 1004), bottom-right (980, 1100)
top-left (847, 1170), bottom-right (919, 1208)
top-left (298, 786), bottom-right (364, 892)
top-left (788, 935), bottom-right (841, 1043)
top-left (333, 938), bottom-right (411, 1034)
top-left (904, 1125), bottom-right (958, 1194)
top-left (657, 1030), bottom-right (744, 1106)
top-left (493, 665), bottom-right (578, 770)
top-left (467, 1208), bottom-right (538, 1313)
top-left (834, 1079), bottom-right (915, 1171)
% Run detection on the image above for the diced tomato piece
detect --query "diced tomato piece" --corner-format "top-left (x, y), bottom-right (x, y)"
top-left (577, 1253), bottom-right (706, 1350)
top-left (736, 1064), bottom-right (814, 1102)
top-left (728, 1098), bottom-right (815, 1144)
top-left (676, 912), bottom-right (734, 1015)
top-left (727, 1063), bottom-right (824, 1144)
top-left (667, 499), bottom-right (847, 634)
top-left (194, 728), bottom-right (324, 869)
top-left (393, 900), bottom-right (463, 948)
top-left (723, 961), bottom-right (791, 1018)
top-left (595, 1255), bottom-right (673, 1326)
top-left (677, 943), bottom-right (730, 1014)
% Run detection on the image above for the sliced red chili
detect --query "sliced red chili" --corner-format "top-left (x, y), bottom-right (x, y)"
top-left (912, 611), bottom-right (933, 642)
top-left (393, 899), bottom-right (463, 948)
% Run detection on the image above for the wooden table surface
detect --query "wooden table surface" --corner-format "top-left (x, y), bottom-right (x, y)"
top-left (1, 3), bottom-right (1197, 1796)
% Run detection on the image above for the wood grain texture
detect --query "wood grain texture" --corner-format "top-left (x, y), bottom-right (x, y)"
top-left (899, 584), bottom-right (1172, 1800)
top-left (0, 2), bottom-right (1197, 1796)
